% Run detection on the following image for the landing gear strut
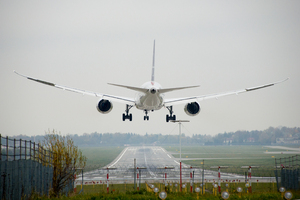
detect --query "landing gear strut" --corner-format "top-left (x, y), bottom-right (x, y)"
top-left (166, 106), bottom-right (176, 122)
top-left (123, 104), bottom-right (133, 121)
top-left (144, 110), bottom-right (149, 121)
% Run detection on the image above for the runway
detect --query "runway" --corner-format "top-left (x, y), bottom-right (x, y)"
top-left (78, 146), bottom-right (276, 184)
top-left (106, 146), bottom-right (188, 169)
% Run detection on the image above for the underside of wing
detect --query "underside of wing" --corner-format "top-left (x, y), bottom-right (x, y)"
top-left (14, 71), bottom-right (135, 104)
top-left (164, 78), bottom-right (289, 106)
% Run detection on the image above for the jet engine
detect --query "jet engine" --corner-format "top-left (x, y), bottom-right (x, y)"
top-left (96, 99), bottom-right (113, 114)
top-left (184, 102), bottom-right (200, 116)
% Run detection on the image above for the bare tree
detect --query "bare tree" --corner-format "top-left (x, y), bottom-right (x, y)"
top-left (42, 130), bottom-right (86, 196)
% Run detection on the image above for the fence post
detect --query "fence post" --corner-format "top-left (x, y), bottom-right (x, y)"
top-left (6, 136), bottom-right (8, 161)
top-left (30, 141), bottom-right (32, 160)
top-left (14, 139), bottom-right (16, 161)
top-left (33, 142), bottom-right (36, 162)
top-left (37, 143), bottom-right (40, 163)
top-left (0, 134), bottom-right (2, 161)
top-left (20, 139), bottom-right (22, 160)
top-left (25, 140), bottom-right (27, 160)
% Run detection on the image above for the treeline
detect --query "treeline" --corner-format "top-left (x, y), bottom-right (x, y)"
top-left (10, 126), bottom-right (300, 147)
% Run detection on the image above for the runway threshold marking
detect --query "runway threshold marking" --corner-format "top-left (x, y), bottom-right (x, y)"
top-left (107, 147), bottom-right (129, 168)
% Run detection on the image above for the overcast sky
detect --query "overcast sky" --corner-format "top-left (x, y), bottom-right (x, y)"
top-left (0, 1), bottom-right (299, 137)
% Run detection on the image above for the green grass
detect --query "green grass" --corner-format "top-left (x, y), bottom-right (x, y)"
top-left (35, 184), bottom-right (300, 200)
top-left (165, 145), bottom-right (286, 165)
top-left (77, 182), bottom-right (281, 194)
top-left (80, 146), bottom-right (125, 171)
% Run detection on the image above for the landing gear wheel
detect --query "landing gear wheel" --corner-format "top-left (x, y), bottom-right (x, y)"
top-left (123, 104), bottom-right (133, 121)
top-left (144, 110), bottom-right (149, 121)
top-left (144, 116), bottom-right (149, 120)
top-left (166, 106), bottom-right (176, 122)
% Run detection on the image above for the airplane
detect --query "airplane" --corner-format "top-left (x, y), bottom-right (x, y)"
top-left (14, 41), bottom-right (288, 122)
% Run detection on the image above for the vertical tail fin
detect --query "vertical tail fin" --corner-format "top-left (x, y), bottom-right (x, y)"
top-left (151, 40), bottom-right (155, 82)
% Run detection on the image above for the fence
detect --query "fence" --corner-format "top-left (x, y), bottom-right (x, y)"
top-left (275, 155), bottom-right (300, 191)
top-left (0, 135), bottom-right (54, 200)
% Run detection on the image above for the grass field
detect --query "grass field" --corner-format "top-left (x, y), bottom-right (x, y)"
top-left (70, 183), bottom-right (300, 200)
top-left (77, 181), bottom-right (280, 194)
top-left (164, 145), bottom-right (294, 166)
top-left (79, 146), bottom-right (125, 171)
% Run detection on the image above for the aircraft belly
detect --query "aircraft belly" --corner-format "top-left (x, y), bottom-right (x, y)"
top-left (136, 94), bottom-right (163, 110)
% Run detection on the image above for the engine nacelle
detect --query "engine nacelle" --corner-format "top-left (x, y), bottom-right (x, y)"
top-left (184, 102), bottom-right (200, 116)
top-left (96, 99), bottom-right (113, 114)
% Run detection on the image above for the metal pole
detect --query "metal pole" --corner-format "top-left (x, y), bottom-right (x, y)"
top-left (202, 160), bottom-right (204, 194)
top-left (171, 120), bottom-right (189, 193)
top-left (137, 168), bottom-right (139, 191)
top-left (193, 170), bottom-right (195, 193)
top-left (139, 169), bottom-right (141, 191)
top-left (82, 169), bottom-right (84, 193)
top-left (134, 158), bottom-right (136, 191)
top-left (218, 166), bottom-right (221, 193)
top-left (179, 121), bottom-right (182, 192)
top-left (164, 167), bottom-right (167, 185)
top-left (190, 167), bottom-right (193, 192)
top-left (107, 168), bottom-right (109, 194)
top-left (248, 166), bottom-right (252, 193)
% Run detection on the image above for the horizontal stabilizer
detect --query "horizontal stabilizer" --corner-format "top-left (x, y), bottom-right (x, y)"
top-left (108, 83), bottom-right (148, 93)
top-left (160, 85), bottom-right (200, 93)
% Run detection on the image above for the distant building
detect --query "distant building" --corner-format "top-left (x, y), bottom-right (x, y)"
top-left (247, 137), bottom-right (255, 142)
top-left (224, 138), bottom-right (233, 144)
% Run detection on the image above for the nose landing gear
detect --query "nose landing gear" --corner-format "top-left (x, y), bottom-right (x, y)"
top-left (144, 110), bottom-right (149, 121)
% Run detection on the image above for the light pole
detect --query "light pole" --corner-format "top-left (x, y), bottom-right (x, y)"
top-left (171, 120), bottom-right (189, 192)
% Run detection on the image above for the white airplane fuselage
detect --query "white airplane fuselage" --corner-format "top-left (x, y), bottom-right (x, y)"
top-left (135, 81), bottom-right (164, 111)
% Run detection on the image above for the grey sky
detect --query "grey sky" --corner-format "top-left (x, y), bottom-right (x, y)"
top-left (0, 1), bottom-right (299, 137)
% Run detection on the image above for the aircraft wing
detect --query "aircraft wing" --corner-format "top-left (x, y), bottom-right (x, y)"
top-left (14, 71), bottom-right (135, 104)
top-left (164, 78), bottom-right (289, 105)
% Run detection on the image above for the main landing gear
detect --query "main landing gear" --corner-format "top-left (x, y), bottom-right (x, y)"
top-left (122, 104), bottom-right (133, 121)
top-left (166, 106), bottom-right (176, 122)
top-left (144, 110), bottom-right (149, 121)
